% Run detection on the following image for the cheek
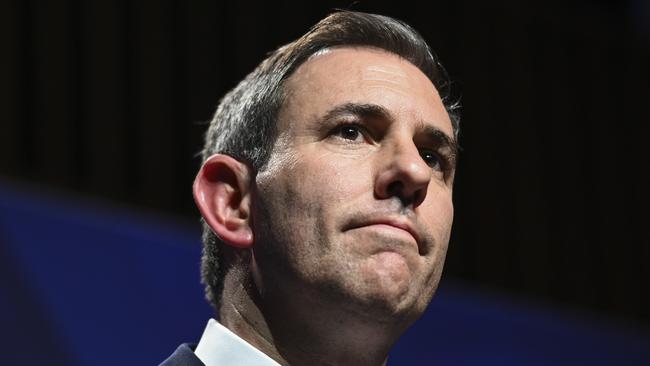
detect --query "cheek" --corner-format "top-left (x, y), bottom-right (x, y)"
top-left (295, 149), bottom-right (370, 204)
top-left (422, 190), bottom-right (454, 237)
top-left (256, 154), bottom-right (342, 240)
top-left (256, 145), bottom-right (373, 240)
top-left (254, 167), bottom-right (326, 274)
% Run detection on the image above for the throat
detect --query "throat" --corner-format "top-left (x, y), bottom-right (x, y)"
top-left (219, 268), bottom-right (399, 366)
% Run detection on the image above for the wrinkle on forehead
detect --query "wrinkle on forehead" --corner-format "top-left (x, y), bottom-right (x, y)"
top-left (361, 65), bottom-right (413, 98)
top-left (283, 46), bottom-right (452, 135)
top-left (292, 47), bottom-right (428, 95)
top-left (364, 64), bottom-right (408, 79)
top-left (359, 59), bottom-right (444, 118)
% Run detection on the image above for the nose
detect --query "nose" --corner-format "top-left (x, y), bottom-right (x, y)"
top-left (374, 136), bottom-right (431, 209)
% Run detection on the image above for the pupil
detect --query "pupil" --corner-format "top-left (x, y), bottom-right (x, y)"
top-left (343, 127), bottom-right (358, 139)
top-left (423, 152), bottom-right (438, 166)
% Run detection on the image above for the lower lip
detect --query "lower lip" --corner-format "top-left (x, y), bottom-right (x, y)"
top-left (355, 224), bottom-right (416, 242)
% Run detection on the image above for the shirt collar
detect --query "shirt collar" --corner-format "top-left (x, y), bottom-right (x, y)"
top-left (194, 318), bottom-right (281, 366)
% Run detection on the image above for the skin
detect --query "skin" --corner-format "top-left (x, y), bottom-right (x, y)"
top-left (218, 47), bottom-right (456, 366)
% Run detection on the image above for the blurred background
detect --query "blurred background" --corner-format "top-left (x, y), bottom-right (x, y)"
top-left (1, 0), bottom-right (649, 364)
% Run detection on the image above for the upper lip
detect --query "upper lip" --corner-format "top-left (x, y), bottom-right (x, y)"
top-left (346, 216), bottom-right (422, 252)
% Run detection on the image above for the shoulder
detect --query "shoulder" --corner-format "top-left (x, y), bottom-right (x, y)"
top-left (159, 343), bottom-right (205, 366)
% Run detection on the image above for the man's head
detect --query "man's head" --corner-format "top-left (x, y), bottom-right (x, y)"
top-left (194, 11), bottom-right (459, 322)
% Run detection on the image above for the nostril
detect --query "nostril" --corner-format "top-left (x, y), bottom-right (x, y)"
top-left (386, 181), bottom-right (421, 208)
top-left (386, 181), bottom-right (403, 197)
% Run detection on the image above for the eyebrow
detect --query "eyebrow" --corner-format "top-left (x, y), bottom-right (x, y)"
top-left (320, 102), bottom-right (459, 166)
top-left (321, 102), bottom-right (392, 123)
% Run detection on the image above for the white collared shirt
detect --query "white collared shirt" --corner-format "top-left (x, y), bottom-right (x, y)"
top-left (194, 319), bottom-right (281, 366)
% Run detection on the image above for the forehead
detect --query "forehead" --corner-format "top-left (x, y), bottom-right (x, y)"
top-left (280, 47), bottom-right (453, 136)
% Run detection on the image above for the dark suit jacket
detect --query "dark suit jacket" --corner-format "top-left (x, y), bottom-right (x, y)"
top-left (159, 344), bottom-right (205, 366)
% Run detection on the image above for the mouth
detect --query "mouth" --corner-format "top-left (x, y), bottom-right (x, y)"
top-left (344, 216), bottom-right (423, 255)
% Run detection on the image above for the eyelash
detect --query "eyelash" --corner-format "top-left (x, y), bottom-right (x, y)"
top-left (329, 123), bottom-right (451, 173)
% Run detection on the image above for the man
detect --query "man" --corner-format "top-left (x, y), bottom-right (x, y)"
top-left (161, 10), bottom-right (459, 366)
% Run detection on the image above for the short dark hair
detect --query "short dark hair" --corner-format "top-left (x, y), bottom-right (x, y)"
top-left (199, 10), bottom-right (460, 310)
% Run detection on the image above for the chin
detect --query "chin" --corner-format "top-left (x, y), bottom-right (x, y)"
top-left (367, 253), bottom-right (411, 292)
top-left (352, 289), bottom-right (424, 326)
top-left (347, 253), bottom-right (426, 320)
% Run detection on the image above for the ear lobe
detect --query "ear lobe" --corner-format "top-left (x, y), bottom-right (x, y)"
top-left (193, 154), bottom-right (254, 249)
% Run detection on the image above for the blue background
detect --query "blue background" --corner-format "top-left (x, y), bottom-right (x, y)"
top-left (1, 181), bottom-right (648, 365)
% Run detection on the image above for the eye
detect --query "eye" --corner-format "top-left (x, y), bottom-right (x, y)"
top-left (420, 150), bottom-right (442, 171)
top-left (333, 124), bottom-right (366, 142)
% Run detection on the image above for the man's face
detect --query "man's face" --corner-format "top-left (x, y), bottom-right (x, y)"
top-left (252, 47), bottom-right (456, 322)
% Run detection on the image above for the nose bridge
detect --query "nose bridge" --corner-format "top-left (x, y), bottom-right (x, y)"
top-left (375, 131), bottom-right (431, 206)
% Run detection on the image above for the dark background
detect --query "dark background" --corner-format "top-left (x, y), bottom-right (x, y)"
top-left (2, 0), bottom-right (649, 335)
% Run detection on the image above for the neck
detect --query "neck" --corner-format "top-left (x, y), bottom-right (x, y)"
top-left (218, 264), bottom-right (402, 366)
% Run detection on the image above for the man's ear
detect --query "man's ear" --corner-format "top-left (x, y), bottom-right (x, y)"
top-left (193, 154), bottom-right (254, 249)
